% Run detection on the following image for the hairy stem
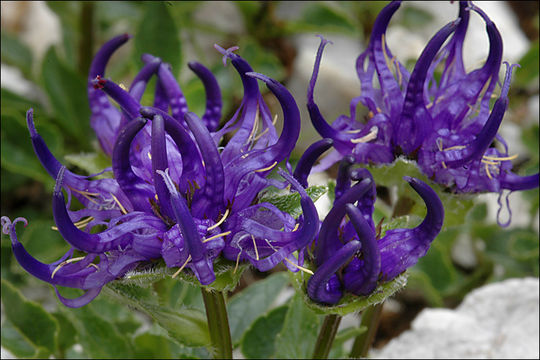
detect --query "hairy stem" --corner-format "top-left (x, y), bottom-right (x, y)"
top-left (201, 288), bottom-right (233, 359)
top-left (312, 314), bottom-right (342, 359)
top-left (350, 302), bottom-right (384, 358)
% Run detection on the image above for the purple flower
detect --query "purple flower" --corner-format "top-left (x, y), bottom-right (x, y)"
top-left (294, 154), bottom-right (444, 305)
top-left (2, 35), bottom-right (317, 306)
top-left (307, 1), bottom-right (538, 225)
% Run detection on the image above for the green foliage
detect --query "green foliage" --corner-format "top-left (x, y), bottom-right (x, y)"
top-left (513, 40), bottom-right (539, 88)
top-left (61, 303), bottom-right (132, 358)
top-left (284, 3), bottom-right (359, 36)
top-left (2, 2), bottom-right (539, 359)
top-left (260, 185), bottom-right (328, 219)
top-left (273, 294), bottom-right (321, 358)
top-left (105, 282), bottom-right (211, 347)
top-left (41, 46), bottom-right (91, 149)
top-left (134, 2), bottom-right (182, 77)
top-left (1, 32), bottom-right (34, 79)
top-left (227, 272), bottom-right (289, 345)
top-left (240, 305), bottom-right (289, 359)
top-left (1, 280), bottom-right (59, 357)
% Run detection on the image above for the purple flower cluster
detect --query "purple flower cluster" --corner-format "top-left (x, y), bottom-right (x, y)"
top-left (307, 1), bottom-right (538, 223)
top-left (2, 35), bottom-right (318, 307)
top-left (294, 146), bottom-right (444, 305)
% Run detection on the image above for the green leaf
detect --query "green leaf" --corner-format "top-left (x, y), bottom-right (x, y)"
top-left (21, 219), bottom-right (70, 263)
top-left (260, 185), bottom-right (328, 219)
top-left (51, 312), bottom-right (77, 355)
top-left (508, 229), bottom-right (539, 261)
top-left (105, 282), bottom-right (211, 347)
top-left (227, 272), bottom-right (289, 345)
top-left (406, 270), bottom-right (444, 307)
top-left (0, 105), bottom-right (62, 185)
top-left (513, 40), bottom-right (539, 88)
top-left (240, 305), bottom-right (289, 359)
top-left (45, 2), bottom-right (80, 66)
top-left (1, 87), bottom-right (41, 111)
top-left (135, 2), bottom-right (181, 76)
top-left (414, 239), bottom-right (458, 295)
top-left (61, 302), bottom-right (132, 359)
top-left (41, 46), bottom-right (91, 148)
top-left (1, 319), bottom-right (50, 359)
top-left (64, 151), bottom-right (113, 177)
top-left (285, 3), bottom-right (359, 36)
top-left (0, 279), bottom-right (58, 355)
top-left (1, 32), bottom-right (34, 78)
top-left (273, 294), bottom-right (321, 358)
top-left (289, 270), bottom-right (408, 316)
top-left (133, 333), bottom-right (173, 359)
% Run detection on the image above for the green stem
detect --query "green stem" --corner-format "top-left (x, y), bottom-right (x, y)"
top-left (201, 288), bottom-right (233, 359)
top-left (350, 302), bottom-right (384, 358)
top-left (312, 314), bottom-right (342, 359)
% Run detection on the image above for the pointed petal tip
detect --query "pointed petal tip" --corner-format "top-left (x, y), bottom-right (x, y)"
top-left (214, 44), bottom-right (239, 66)
top-left (141, 53), bottom-right (161, 64)
top-left (26, 108), bottom-right (37, 136)
top-left (245, 71), bottom-right (269, 83)
top-left (315, 34), bottom-right (333, 46)
top-left (91, 75), bottom-right (107, 89)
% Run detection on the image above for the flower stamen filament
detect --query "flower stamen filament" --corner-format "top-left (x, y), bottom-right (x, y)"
top-left (172, 255), bottom-right (191, 278)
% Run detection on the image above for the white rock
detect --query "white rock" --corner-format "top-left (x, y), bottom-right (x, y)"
top-left (372, 277), bottom-right (540, 359)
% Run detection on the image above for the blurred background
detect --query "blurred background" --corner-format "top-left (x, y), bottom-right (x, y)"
top-left (1, 1), bottom-right (538, 358)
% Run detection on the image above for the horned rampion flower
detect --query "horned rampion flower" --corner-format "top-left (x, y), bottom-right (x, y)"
top-left (1, 34), bottom-right (317, 307)
top-left (307, 1), bottom-right (538, 226)
top-left (294, 149), bottom-right (444, 305)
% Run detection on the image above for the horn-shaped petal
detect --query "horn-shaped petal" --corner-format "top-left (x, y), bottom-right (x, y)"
top-left (316, 178), bottom-right (372, 266)
top-left (342, 204), bottom-right (381, 295)
top-left (307, 240), bottom-right (361, 305)
top-left (378, 177), bottom-right (444, 280)
top-left (151, 114), bottom-right (174, 219)
top-left (112, 117), bottom-right (154, 212)
top-left (293, 138), bottom-right (333, 188)
top-left (188, 61), bottom-right (223, 132)
top-left (396, 19), bottom-right (460, 154)
top-left (184, 112), bottom-right (225, 220)
top-left (88, 34), bottom-right (131, 155)
top-left (140, 106), bottom-right (204, 193)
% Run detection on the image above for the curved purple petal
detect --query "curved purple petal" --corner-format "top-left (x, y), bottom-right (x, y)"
top-left (378, 177), bottom-right (444, 280)
top-left (112, 117), bottom-right (155, 212)
top-left (342, 204), bottom-right (381, 295)
top-left (188, 61), bottom-right (223, 131)
top-left (293, 138), bottom-right (333, 188)
top-left (395, 19), bottom-right (460, 154)
top-left (184, 112), bottom-right (225, 220)
top-left (307, 240), bottom-right (361, 305)
top-left (316, 178), bottom-right (372, 267)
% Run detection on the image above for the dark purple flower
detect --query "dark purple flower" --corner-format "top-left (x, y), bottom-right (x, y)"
top-left (2, 36), bottom-right (316, 306)
top-left (295, 154), bottom-right (444, 305)
top-left (307, 1), bottom-right (538, 225)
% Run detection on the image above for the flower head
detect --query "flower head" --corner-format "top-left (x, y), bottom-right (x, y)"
top-left (307, 1), bottom-right (538, 225)
top-left (3, 35), bottom-right (317, 306)
top-left (295, 152), bottom-right (444, 305)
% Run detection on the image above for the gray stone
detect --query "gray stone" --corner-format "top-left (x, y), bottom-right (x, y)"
top-left (372, 277), bottom-right (540, 359)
